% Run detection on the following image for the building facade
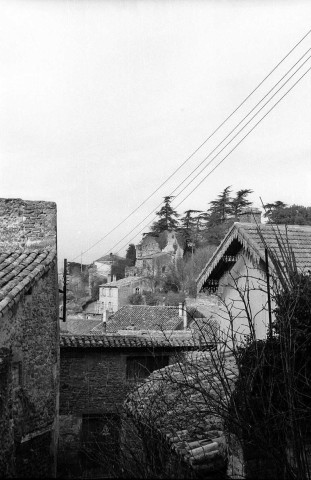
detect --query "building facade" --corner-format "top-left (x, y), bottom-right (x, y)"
top-left (0, 198), bottom-right (59, 478)
top-left (98, 276), bottom-right (151, 313)
top-left (58, 333), bottom-right (200, 478)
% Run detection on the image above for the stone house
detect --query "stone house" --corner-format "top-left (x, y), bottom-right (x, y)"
top-left (92, 252), bottom-right (124, 279)
top-left (0, 198), bottom-right (59, 478)
top-left (134, 230), bottom-right (184, 277)
top-left (98, 276), bottom-right (152, 313)
top-left (58, 332), bottom-right (205, 478)
top-left (196, 216), bottom-right (311, 343)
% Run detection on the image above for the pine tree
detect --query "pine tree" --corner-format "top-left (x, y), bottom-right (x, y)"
top-left (208, 186), bottom-right (233, 225)
top-left (230, 189), bottom-right (253, 218)
top-left (151, 196), bottom-right (180, 233)
top-left (125, 244), bottom-right (136, 266)
top-left (179, 209), bottom-right (202, 256)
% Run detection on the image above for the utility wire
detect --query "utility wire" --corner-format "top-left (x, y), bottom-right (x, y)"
top-left (70, 28), bottom-right (311, 262)
top-left (171, 53), bottom-right (311, 200)
top-left (111, 64), bottom-right (311, 256)
top-left (171, 47), bottom-right (311, 198)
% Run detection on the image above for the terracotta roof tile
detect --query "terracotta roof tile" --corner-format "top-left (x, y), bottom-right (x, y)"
top-left (60, 318), bottom-right (103, 335)
top-left (107, 305), bottom-right (183, 332)
top-left (102, 276), bottom-right (142, 287)
top-left (0, 248), bottom-right (56, 316)
top-left (125, 349), bottom-right (237, 474)
top-left (60, 333), bottom-right (208, 349)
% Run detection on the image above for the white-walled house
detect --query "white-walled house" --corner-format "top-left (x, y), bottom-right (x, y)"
top-left (196, 221), bottom-right (311, 344)
top-left (93, 253), bottom-right (124, 279)
top-left (98, 276), bottom-right (151, 313)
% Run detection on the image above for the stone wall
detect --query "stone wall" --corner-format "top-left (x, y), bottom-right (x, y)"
top-left (58, 347), bottom-right (175, 477)
top-left (0, 262), bottom-right (59, 477)
top-left (0, 198), bottom-right (59, 477)
top-left (0, 198), bottom-right (57, 249)
top-left (0, 348), bottom-right (14, 477)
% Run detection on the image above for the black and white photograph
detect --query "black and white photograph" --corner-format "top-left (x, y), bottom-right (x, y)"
top-left (1, 0), bottom-right (311, 478)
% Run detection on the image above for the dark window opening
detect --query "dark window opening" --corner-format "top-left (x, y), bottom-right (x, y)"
top-left (80, 414), bottom-right (120, 476)
top-left (126, 355), bottom-right (169, 380)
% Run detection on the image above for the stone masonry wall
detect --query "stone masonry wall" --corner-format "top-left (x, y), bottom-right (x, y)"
top-left (58, 348), bottom-right (175, 477)
top-left (0, 198), bottom-right (57, 250)
top-left (59, 348), bottom-right (129, 476)
top-left (60, 349), bottom-right (128, 416)
top-left (0, 261), bottom-right (59, 477)
top-left (0, 348), bottom-right (14, 477)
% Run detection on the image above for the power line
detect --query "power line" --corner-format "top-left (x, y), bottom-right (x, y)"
top-left (174, 65), bottom-right (311, 210)
top-left (171, 53), bottom-right (311, 200)
top-left (70, 28), bottom-right (311, 261)
top-left (111, 64), bottom-right (311, 256)
top-left (171, 47), bottom-right (311, 198)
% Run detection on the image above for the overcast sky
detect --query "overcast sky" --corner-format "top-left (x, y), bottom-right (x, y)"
top-left (1, 0), bottom-right (311, 265)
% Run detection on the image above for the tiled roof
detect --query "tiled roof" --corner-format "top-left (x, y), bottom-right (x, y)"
top-left (95, 253), bottom-right (124, 263)
top-left (60, 318), bottom-right (103, 335)
top-left (125, 348), bottom-right (237, 475)
top-left (197, 223), bottom-right (311, 291)
top-left (106, 305), bottom-right (183, 333)
top-left (102, 276), bottom-right (142, 288)
top-left (60, 333), bottom-right (207, 349)
top-left (0, 248), bottom-right (56, 317)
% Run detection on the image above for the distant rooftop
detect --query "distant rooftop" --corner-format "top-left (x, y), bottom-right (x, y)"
top-left (101, 275), bottom-right (142, 287)
top-left (106, 305), bottom-right (183, 333)
top-left (95, 253), bottom-right (124, 263)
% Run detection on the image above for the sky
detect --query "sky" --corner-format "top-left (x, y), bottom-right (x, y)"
top-left (1, 0), bottom-right (311, 266)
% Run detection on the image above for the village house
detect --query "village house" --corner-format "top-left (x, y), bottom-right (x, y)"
top-left (98, 275), bottom-right (152, 313)
top-left (92, 252), bottom-right (124, 279)
top-left (0, 198), bottom-right (59, 478)
top-left (58, 332), bottom-right (207, 478)
top-left (133, 230), bottom-right (184, 277)
top-left (196, 209), bottom-right (311, 343)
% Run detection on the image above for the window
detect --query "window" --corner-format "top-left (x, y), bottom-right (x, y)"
top-left (135, 287), bottom-right (140, 294)
top-left (126, 355), bottom-right (169, 380)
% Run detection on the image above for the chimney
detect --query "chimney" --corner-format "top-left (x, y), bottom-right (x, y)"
top-left (113, 275), bottom-right (117, 282)
top-left (179, 302), bottom-right (183, 318)
top-left (107, 274), bottom-right (112, 283)
top-left (238, 207), bottom-right (261, 224)
top-left (102, 309), bottom-right (107, 333)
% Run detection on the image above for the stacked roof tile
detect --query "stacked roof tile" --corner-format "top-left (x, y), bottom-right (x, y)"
top-left (0, 248), bottom-right (56, 316)
top-left (125, 349), bottom-right (237, 475)
top-left (60, 334), bottom-right (205, 349)
top-left (106, 305), bottom-right (183, 332)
